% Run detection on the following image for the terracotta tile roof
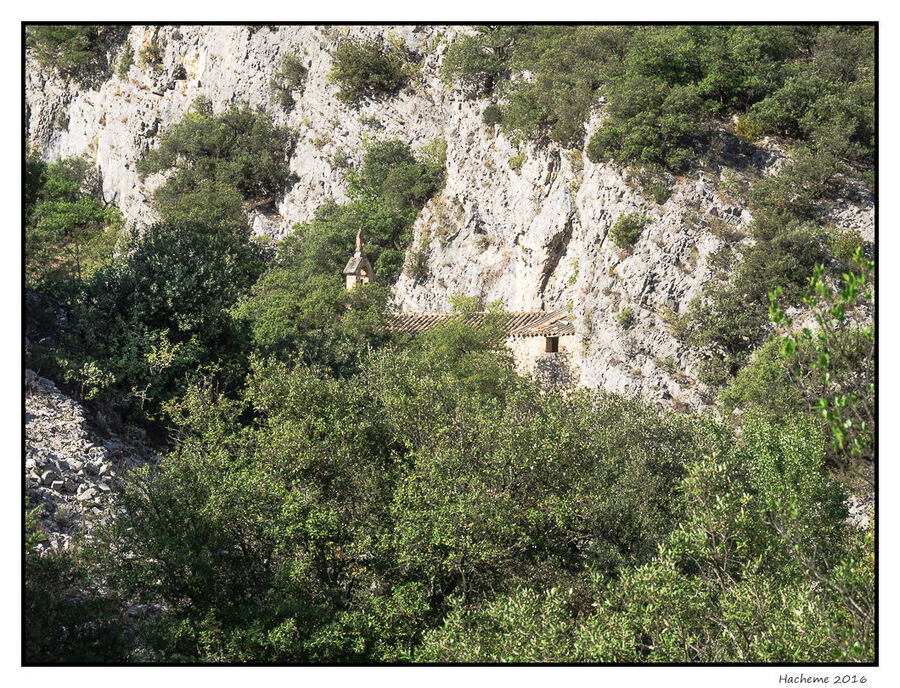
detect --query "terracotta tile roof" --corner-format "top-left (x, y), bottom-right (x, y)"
top-left (387, 309), bottom-right (574, 337)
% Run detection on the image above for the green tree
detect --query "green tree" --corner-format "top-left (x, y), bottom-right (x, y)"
top-left (26, 157), bottom-right (124, 284)
top-left (270, 52), bottom-right (308, 110)
top-left (576, 415), bottom-right (870, 663)
top-left (236, 139), bottom-right (444, 369)
top-left (57, 221), bottom-right (263, 411)
top-left (26, 25), bottom-right (128, 81)
top-left (137, 97), bottom-right (295, 213)
top-left (328, 35), bottom-right (418, 104)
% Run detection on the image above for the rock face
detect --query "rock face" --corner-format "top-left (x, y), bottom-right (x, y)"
top-left (25, 25), bottom-right (875, 408)
top-left (25, 370), bottom-right (158, 553)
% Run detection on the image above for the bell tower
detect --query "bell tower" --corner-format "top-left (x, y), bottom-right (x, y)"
top-left (342, 229), bottom-right (374, 290)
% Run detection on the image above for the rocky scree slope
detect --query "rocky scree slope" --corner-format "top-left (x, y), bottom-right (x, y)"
top-left (25, 25), bottom-right (875, 408)
top-left (25, 369), bottom-right (158, 554)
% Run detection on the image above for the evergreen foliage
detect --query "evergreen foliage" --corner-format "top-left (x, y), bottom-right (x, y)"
top-left (26, 25), bottom-right (128, 81)
top-left (609, 213), bottom-right (649, 248)
top-left (26, 155), bottom-right (124, 285)
top-left (137, 97), bottom-right (296, 213)
top-left (270, 52), bottom-right (308, 110)
top-left (329, 35), bottom-right (419, 104)
top-left (443, 26), bottom-right (874, 168)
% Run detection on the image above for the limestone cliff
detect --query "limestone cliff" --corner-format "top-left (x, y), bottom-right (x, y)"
top-left (25, 24), bottom-right (875, 409)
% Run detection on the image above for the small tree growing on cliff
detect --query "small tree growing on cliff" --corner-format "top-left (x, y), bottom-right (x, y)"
top-left (328, 35), bottom-right (419, 104)
top-left (26, 25), bottom-right (128, 82)
top-left (26, 157), bottom-right (124, 284)
top-left (137, 97), bottom-right (296, 226)
top-left (609, 213), bottom-right (649, 249)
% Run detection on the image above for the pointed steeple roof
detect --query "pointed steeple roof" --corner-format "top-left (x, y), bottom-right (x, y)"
top-left (343, 229), bottom-right (374, 276)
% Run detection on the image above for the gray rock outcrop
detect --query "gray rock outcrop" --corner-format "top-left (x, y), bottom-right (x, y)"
top-left (25, 370), bottom-right (158, 553)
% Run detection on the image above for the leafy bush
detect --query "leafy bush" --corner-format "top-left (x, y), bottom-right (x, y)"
top-left (609, 212), bottom-right (649, 248)
top-left (683, 147), bottom-right (839, 386)
top-left (332, 146), bottom-right (352, 169)
top-left (826, 228), bottom-right (866, 266)
top-left (440, 26), bottom-right (524, 95)
top-left (353, 138), bottom-right (445, 219)
top-left (735, 113), bottom-right (765, 141)
top-left (54, 221), bottom-right (263, 412)
top-left (746, 26), bottom-right (874, 162)
top-left (769, 251), bottom-right (874, 478)
top-left (616, 306), bottom-right (635, 329)
top-left (26, 157), bottom-right (124, 284)
top-left (508, 152), bottom-right (525, 172)
top-left (404, 246), bottom-right (428, 280)
top-left (328, 35), bottom-right (418, 104)
top-left (417, 587), bottom-right (577, 662)
top-left (587, 80), bottom-right (703, 170)
top-left (151, 179), bottom-right (249, 236)
top-left (116, 39), bottom-right (133, 78)
top-left (649, 179), bottom-right (671, 204)
top-left (93, 340), bottom-right (702, 662)
top-left (575, 415), bottom-right (869, 663)
top-left (137, 98), bottom-right (295, 216)
top-left (443, 26), bottom-right (627, 147)
top-left (26, 25), bottom-right (127, 81)
top-left (717, 336), bottom-right (810, 419)
top-left (270, 51), bottom-right (307, 110)
top-left (138, 40), bottom-right (164, 73)
top-left (482, 104), bottom-right (502, 125)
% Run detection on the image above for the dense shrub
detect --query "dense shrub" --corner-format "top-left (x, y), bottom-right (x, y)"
top-left (717, 336), bottom-right (810, 419)
top-left (827, 227), bottom-right (867, 266)
top-left (270, 51), bottom-right (308, 110)
top-left (26, 25), bottom-right (127, 81)
top-left (328, 35), bottom-right (418, 104)
top-left (54, 221), bottom-right (263, 410)
top-left (353, 138), bottom-right (445, 218)
top-left (482, 104), bottom-right (502, 125)
top-left (575, 415), bottom-right (868, 663)
top-left (609, 212), bottom-right (648, 248)
top-left (744, 26), bottom-right (874, 163)
top-left (443, 26), bottom-right (627, 146)
top-left (508, 152), bottom-right (526, 172)
top-left (92, 339), bottom-right (873, 663)
top-left (684, 148), bottom-right (834, 383)
top-left (137, 97), bottom-right (295, 209)
top-left (769, 253), bottom-right (875, 478)
top-left (440, 25), bottom-right (526, 95)
top-left (419, 414), bottom-right (871, 663)
top-left (95, 331), bottom-right (704, 662)
top-left (26, 156), bottom-right (124, 285)
top-left (443, 26), bottom-right (873, 169)
top-left (416, 587), bottom-right (578, 662)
